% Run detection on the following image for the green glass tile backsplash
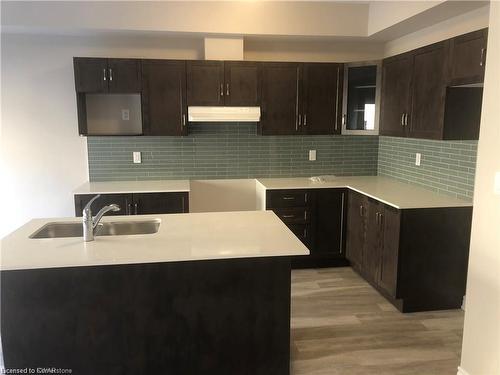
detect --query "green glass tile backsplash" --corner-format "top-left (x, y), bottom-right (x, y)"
top-left (378, 136), bottom-right (477, 200)
top-left (87, 123), bottom-right (379, 181)
top-left (87, 125), bottom-right (478, 200)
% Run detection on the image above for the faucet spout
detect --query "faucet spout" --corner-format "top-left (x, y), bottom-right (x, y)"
top-left (82, 195), bottom-right (121, 242)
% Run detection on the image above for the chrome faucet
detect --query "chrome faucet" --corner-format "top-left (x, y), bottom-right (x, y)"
top-left (82, 194), bottom-right (121, 242)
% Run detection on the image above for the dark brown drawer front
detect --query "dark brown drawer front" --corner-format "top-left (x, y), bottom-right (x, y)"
top-left (273, 207), bottom-right (310, 224)
top-left (287, 223), bottom-right (312, 246)
top-left (267, 190), bottom-right (310, 208)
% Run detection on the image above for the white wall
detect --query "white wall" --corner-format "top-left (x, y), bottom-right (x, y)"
top-left (384, 5), bottom-right (489, 57)
top-left (458, 3), bottom-right (500, 375)
top-left (0, 33), bottom-right (203, 238)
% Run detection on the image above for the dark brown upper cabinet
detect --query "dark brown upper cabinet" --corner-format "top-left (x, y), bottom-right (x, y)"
top-left (379, 52), bottom-right (413, 138)
top-left (260, 62), bottom-right (343, 136)
top-left (142, 60), bottom-right (187, 136)
top-left (187, 61), bottom-right (260, 107)
top-left (302, 63), bottom-right (343, 135)
top-left (186, 61), bottom-right (224, 106)
top-left (380, 29), bottom-right (486, 140)
top-left (74, 57), bottom-right (141, 93)
top-left (407, 41), bottom-right (449, 140)
top-left (449, 28), bottom-right (488, 86)
top-left (260, 62), bottom-right (300, 135)
top-left (224, 61), bottom-right (261, 106)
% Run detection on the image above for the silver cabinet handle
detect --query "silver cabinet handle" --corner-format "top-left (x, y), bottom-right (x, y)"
top-left (109, 68), bottom-right (113, 81)
top-left (103, 68), bottom-right (107, 81)
top-left (182, 114), bottom-right (186, 127)
top-left (359, 205), bottom-right (364, 217)
top-left (303, 114), bottom-right (307, 126)
top-left (375, 212), bottom-right (380, 225)
top-left (304, 193), bottom-right (308, 203)
top-left (404, 113), bottom-right (409, 127)
top-left (298, 114), bottom-right (302, 127)
top-left (401, 113), bottom-right (405, 126)
top-left (480, 48), bottom-right (486, 67)
top-left (282, 196), bottom-right (295, 200)
top-left (134, 202), bottom-right (138, 215)
top-left (335, 66), bottom-right (340, 131)
top-left (379, 213), bottom-right (383, 226)
top-left (226, 83), bottom-right (230, 96)
top-left (282, 214), bottom-right (295, 218)
top-left (220, 83), bottom-right (224, 96)
top-left (303, 228), bottom-right (307, 238)
top-left (304, 211), bottom-right (307, 221)
top-left (342, 114), bottom-right (346, 126)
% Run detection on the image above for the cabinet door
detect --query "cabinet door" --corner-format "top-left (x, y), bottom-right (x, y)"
top-left (346, 191), bottom-right (367, 269)
top-left (449, 28), bottom-right (488, 85)
top-left (314, 189), bottom-right (346, 256)
top-left (186, 61), bottom-right (224, 106)
top-left (302, 63), bottom-right (343, 135)
top-left (107, 59), bottom-right (142, 93)
top-left (142, 60), bottom-right (187, 136)
top-left (363, 199), bottom-right (384, 283)
top-left (73, 57), bottom-right (108, 93)
top-left (224, 62), bottom-right (260, 106)
top-left (74, 194), bottom-right (133, 217)
top-left (408, 41), bottom-right (449, 140)
top-left (379, 53), bottom-right (412, 137)
top-left (132, 192), bottom-right (188, 215)
top-left (260, 63), bottom-right (300, 135)
top-left (378, 205), bottom-right (401, 297)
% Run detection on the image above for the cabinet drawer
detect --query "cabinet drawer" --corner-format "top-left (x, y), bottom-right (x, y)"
top-left (287, 224), bottom-right (312, 247)
top-left (273, 207), bottom-right (310, 224)
top-left (267, 190), bottom-right (310, 208)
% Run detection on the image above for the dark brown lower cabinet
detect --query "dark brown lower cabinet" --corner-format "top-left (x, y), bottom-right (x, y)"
top-left (74, 192), bottom-right (189, 217)
top-left (346, 190), bottom-right (472, 312)
top-left (266, 188), bottom-right (348, 268)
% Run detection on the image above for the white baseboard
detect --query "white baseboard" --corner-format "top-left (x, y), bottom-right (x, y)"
top-left (457, 366), bottom-right (471, 375)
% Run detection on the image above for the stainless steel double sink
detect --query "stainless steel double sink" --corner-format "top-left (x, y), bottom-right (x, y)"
top-left (30, 219), bottom-right (161, 239)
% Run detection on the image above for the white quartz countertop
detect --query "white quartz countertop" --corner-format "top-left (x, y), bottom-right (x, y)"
top-left (256, 176), bottom-right (472, 209)
top-left (74, 180), bottom-right (190, 194)
top-left (0, 211), bottom-right (309, 271)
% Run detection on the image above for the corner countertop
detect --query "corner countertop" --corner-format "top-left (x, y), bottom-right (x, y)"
top-left (74, 180), bottom-right (190, 194)
top-left (256, 176), bottom-right (472, 209)
top-left (0, 211), bottom-right (309, 271)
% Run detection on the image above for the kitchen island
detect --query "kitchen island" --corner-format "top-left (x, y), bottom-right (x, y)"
top-left (1, 211), bottom-right (308, 375)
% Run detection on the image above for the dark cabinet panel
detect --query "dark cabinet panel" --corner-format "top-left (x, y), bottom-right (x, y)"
top-left (287, 224), bottom-right (313, 249)
top-left (73, 58), bottom-right (108, 93)
top-left (224, 62), bottom-right (260, 106)
top-left (449, 28), bottom-right (488, 85)
top-left (107, 59), bottom-right (142, 93)
top-left (303, 63), bottom-right (343, 135)
top-left (314, 189), bottom-right (345, 255)
top-left (74, 192), bottom-right (188, 217)
top-left (379, 53), bottom-right (412, 137)
top-left (267, 189), bottom-right (310, 208)
top-left (260, 63), bottom-right (300, 135)
top-left (345, 191), bottom-right (367, 269)
top-left (408, 42), bottom-right (449, 140)
top-left (74, 194), bottom-right (133, 217)
top-left (378, 205), bottom-right (400, 297)
top-left (142, 60), bottom-right (187, 136)
top-left (133, 192), bottom-right (188, 215)
top-left (273, 207), bottom-right (310, 225)
top-left (362, 199), bottom-right (384, 283)
top-left (187, 61), bottom-right (224, 106)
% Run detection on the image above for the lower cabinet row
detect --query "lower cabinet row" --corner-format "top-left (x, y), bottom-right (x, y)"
top-left (74, 192), bottom-right (189, 216)
top-left (266, 188), bottom-right (348, 268)
top-left (345, 191), bottom-right (472, 312)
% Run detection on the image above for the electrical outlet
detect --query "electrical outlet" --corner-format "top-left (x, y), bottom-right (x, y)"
top-left (133, 151), bottom-right (141, 164)
top-left (122, 109), bottom-right (130, 121)
top-left (309, 150), bottom-right (316, 161)
top-left (415, 153), bottom-right (421, 166)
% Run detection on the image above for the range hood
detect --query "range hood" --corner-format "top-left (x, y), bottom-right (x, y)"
top-left (188, 106), bottom-right (261, 122)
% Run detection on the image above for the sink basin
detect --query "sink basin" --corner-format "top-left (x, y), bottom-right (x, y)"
top-left (30, 219), bottom-right (161, 239)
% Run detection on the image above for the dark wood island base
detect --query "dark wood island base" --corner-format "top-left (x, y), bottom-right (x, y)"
top-left (1, 257), bottom-right (292, 375)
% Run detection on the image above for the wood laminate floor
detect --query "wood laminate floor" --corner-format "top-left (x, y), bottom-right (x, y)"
top-left (291, 267), bottom-right (464, 375)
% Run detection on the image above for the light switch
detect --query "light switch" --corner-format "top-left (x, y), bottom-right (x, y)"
top-left (133, 151), bottom-right (141, 164)
top-left (122, 109), bottom-right (130, 121)
top-left (415, 153), bottom-right (421, 166)
top-left (309, 150), bottom-right (316, 161)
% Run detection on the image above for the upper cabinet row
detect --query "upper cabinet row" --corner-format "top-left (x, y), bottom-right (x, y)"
top-left (380, 28), bottom-right (487, 140)
top-left (74, 58), bottom-right (343, 136)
